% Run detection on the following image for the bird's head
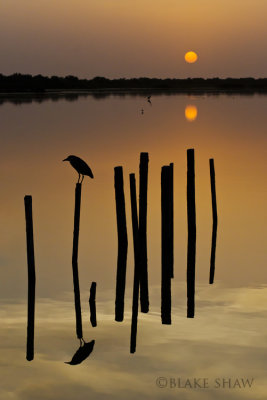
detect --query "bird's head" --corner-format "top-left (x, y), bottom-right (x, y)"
top-left (63, 155), bottom-right (75, 162)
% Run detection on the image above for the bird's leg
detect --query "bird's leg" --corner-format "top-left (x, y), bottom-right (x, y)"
top-left (81, 175), bottom-right (84, 183)
top-left (78, 173), bottom-right (81, 183)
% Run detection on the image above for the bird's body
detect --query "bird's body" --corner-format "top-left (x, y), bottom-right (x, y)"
top-left (65, 339), bottom-right (95, 365)
top-left (63, 155), bottom-right (94, 182)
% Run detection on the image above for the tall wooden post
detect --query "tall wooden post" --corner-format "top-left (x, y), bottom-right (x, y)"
top-left (161, 166), bottom-right (172, 324)
top-left (24, 195), bottom-right (36, 361)
top-left (209, 159), bottom-right (218, 284)
top-left (187, 149), bottom-right (196, 318)
top-left (114, 167), bottom-right (128, 321)
top-left (169, 163), bottom-right (174, 279)
top-left (130, 173), bottom-right (141, 353)
top-left (72, 183), bottom-right (83, 339)
top-left (139, 152), bottom-right (149, 313)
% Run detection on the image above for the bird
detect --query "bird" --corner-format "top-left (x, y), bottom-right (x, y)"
top-left (65, 339), bottom-right (95, 365)
top-left (147, 95), bottom-right (152, 105)
top-left (63, 155), bottom-right (94, 183)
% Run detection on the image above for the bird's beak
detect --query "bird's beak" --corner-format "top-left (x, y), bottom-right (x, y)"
top-left (63, 158), bottom-right (68, 162)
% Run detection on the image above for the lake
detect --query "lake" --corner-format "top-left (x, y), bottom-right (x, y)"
top-left (0, 93), bottom-right (266, 399)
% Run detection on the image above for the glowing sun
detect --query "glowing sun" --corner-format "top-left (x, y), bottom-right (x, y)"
top-left (185, 51), bottom-right (198, 63)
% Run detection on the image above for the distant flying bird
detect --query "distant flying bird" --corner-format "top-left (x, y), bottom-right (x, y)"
top-left (63, 155), bottom-right (94, 183)
top-left (65, 339), bottom-right (95, 365)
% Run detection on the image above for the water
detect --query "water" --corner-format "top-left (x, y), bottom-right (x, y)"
top-left (0, 93), bottom-right (266, 399)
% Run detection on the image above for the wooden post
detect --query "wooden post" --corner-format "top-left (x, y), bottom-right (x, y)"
top-left (89, 282), bottom-right (97, 327)
top-left (209, 159), bottom-right (218, 284)
top-left (169, 163), bottom-right (174, 279)
top-left (24, 195), bottom-right (36, 361)
top-left (161, 166), bottom-right (172, 324)
top-left (114, 167), bottom-right (128, 322)
top-left (187, 149), bottom-right (196, 318)
top-left (139, 152), bottom-right (149, 313)
top-left (130, 173), bottom-right (141, 353)
top-left (72, 183), bottom-right (83, 339)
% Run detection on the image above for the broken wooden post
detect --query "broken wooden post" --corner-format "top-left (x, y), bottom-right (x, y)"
top-left (209, 158), bottom-right (218, 284)
top-left (139, 152), bottom-right (149, 313)
top-left (24, 195), bottom-right (36, 361)
top-left (72, 182), bottom-right (83, 339)
top-left (130, 173), bottom-right (141, 353)
top-left (187, 149), bottom-right (196, 318)
top-left (114, 166), bottom-right (128, 322)
top-left (89, 282), bottom-right (97, 327)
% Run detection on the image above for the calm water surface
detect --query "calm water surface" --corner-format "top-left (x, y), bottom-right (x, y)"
top-left (0, 94), bottom-right (266, 399)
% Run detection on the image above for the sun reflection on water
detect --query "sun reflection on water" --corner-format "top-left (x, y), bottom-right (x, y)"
top-left (185, 104), bottom-right (198, 121)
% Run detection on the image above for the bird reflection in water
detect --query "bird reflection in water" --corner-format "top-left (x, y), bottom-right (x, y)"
top-left (65, 339), bottom-right (95, 365)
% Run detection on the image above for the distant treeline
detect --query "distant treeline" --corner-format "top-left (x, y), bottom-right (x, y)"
top-left (1, 73), bottom-right (267, 93)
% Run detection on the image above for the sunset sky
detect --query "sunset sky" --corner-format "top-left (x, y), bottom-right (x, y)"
top-left (1, 0), bottom-right (267, 78)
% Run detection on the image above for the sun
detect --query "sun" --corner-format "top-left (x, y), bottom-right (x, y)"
top-left (185, 51), bottom-right (198, 64)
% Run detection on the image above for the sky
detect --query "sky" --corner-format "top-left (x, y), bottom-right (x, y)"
top-left (1, 0), bottom-right (267, 78)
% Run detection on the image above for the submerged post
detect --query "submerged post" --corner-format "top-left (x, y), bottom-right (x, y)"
top-left (89, 282), bottom-right (97, 327)
top-left (187, 149), bottom-right (196, 318)
top-left (24, 195), bottom-right (36, 361)
top-left (130, 173), bottom-right (141, 353)
top-left (72, 183), bottom-right (83, 339)
top-left (161, 166), bottom-right (172, 324)
top-left (114, 167), bottom-right (128, 322)
top-left (209, 159), bottom-right (218, 284)
top-left (139, 152), bottom-right (149, 313)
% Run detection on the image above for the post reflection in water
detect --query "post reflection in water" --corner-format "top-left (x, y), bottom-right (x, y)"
top-left (185, 104), bottom-right (198, 121)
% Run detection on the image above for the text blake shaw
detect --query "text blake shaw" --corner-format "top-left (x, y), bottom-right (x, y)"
top-left (156, 377), bottom-right (254, 389)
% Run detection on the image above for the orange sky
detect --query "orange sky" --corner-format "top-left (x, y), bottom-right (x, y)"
top-left (1, 0), bottom-right (267, 78)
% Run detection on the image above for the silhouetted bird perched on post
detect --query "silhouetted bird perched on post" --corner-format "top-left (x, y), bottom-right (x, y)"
top-left (63, 155), bottom-right (94, 183)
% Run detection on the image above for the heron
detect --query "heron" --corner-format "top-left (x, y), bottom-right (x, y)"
top-left (65, 339), bottom-right (95, 365)
top-left (63, 155), bottom-right (94, 183)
